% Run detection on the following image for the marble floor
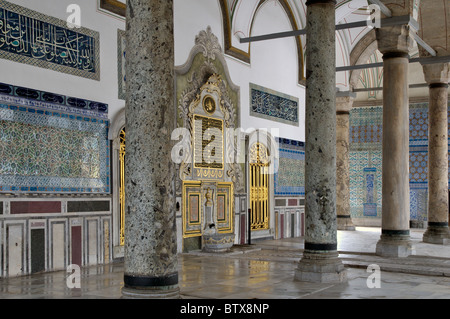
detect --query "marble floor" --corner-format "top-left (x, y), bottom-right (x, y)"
top-left (1, 227), bottom-right (450, 300)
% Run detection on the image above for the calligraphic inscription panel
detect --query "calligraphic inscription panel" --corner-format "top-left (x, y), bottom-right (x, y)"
top-left (0, 103), bottom-right (110, 193)
top-left (0, 1), bottom-right (100, 80)
top-left (250, 83), bottom-right (299, 126)
top-left (193, 115), bottom-right (224, 169)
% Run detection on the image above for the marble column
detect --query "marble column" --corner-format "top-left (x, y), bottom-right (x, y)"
top-left (295, 0), bottom-right (347, 283)
top-left (422, 62), bottom-right (450, 245)
top-left (336, 91), bottom-right (356, 231)
top-left (375, 25), bottom-right (414, 257)
top-left (122, 0), bottom-right (179, 298)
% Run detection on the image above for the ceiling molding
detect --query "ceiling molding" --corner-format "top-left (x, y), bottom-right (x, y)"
top-left (99, 0), bottom-right (126, 18)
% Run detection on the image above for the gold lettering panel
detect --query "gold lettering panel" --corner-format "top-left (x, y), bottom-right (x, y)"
top-left (195, 168), bottom-right (224, 180)
top-left (193, 115), bottom-right (224, 169)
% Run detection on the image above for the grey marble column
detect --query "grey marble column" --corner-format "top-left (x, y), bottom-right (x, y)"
top-left (122, 0), bottom-right (179, 298)
top-left (422, 63), bottom-right (450, 245)
top-left (295, 0), bottom-right (347, 283)
top-left (336, 91), bottom-right (356, 231)
top-left (375, 25), bottom-right (414, 257)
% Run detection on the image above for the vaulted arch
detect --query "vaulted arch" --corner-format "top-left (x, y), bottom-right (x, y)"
top-left (218, 0), bottom-right (305, 84)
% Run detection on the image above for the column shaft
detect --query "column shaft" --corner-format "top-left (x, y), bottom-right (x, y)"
top-left (423, 83), bottom-right (450, 244)
top-left (123, 0), bottom-right (179, 298)
top-left (295, 0), bottom-right (347, 283)
top-left (376, 52), bottom-right (414, 257)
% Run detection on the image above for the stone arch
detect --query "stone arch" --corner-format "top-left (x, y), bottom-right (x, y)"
top-left (349, 29), bottom-right (378, 90)
top-left (218, 0), bottom-right (305, 84)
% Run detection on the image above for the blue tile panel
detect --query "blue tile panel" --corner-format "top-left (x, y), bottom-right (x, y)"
top-left (0, 1), bottom-right (100, 80)
top-left (250, 83), bottom-right (299, 126)
top-left (0, 82), bottom-right (108, 118)
top-left (349, 106), bottom-right (383, 219)
top-left (349, 102), bottom-right (450, 221)
top-left (0, 85), bottom-right (110, 194)
top-left (274, 137), bottom-right (305, 196)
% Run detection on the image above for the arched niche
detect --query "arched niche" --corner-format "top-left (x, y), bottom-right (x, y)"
top-left (175, 27), bottom-right (242, 251)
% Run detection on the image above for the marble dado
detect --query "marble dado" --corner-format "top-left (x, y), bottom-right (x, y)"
top-left (274, 197), bottom-right (305, 239)
top-left (0, 197), bottom-right (112, 278)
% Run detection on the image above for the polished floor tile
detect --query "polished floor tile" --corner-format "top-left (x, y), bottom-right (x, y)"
top-left (1, 227), bottom-right (450, 299)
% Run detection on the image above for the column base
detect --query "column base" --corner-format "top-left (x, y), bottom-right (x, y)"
top-left (376, 233), bottom-right (415, 258)
top-left (337, 216), bottom-right (356, 231)
top-left (294, 251), bottom-right (347, 283)
top-left (121, 285), bottom-right (180, 299)
top-left (423, 226), bottom-right (450, 245)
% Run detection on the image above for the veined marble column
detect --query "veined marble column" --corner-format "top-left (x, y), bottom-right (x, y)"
top-left (336, 91), bottom-right (356, 231)
top-left (295, 0), bottom-right (347, 283)
top-left (375, 25), bottom-right (414, 257)
top-left (422, 62), bottom-right (450, 245)
top-left (122, 0), bottom-right (179, 298)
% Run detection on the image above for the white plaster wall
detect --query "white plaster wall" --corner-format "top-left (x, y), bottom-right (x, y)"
top-left (1, 0), bottom-right (126, 122)
top-left (174, 0), bottom-right (223, 66)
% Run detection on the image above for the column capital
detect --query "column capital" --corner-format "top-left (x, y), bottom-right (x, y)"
top-left (336, 91), bottom-right (356, 113)
top-left (375, 0), bottom-right (419, 55)
top-left (376, 0), bottom-right (421, 17)
top-left (421, 62), bottom-right (450, 86)
top-left (376, 25), bottom-right (414, 56)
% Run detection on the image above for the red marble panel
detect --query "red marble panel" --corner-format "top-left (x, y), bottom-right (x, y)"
top-left (11, 201), bottom-right (61, 214)
top-left (71, 226), bottom-right (82, 267)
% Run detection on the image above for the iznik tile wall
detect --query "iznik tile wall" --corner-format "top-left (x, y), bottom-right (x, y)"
top-left (349, 106), bottom-right (383, 220)
top-left (274, 137), bottom-right (305, 196)
top-left (349, 102), bottom-right (450, 223)
top-left (0, 82), bottom-right (110, 194)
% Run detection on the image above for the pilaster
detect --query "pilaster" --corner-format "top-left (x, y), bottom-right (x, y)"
top-left (336, 91), bottom-right (356, 231)
top-left (421, 62), bottom-right (450, 245)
